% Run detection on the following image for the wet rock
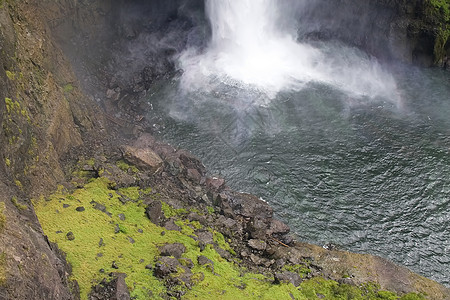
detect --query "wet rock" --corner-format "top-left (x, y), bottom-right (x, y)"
top-left (267, 219), bottom-right (290, 236)
top-left (231, 193), bottom-right (273, 220)
top-left (145, 201), bottom-right (164, 225)
top-left (163, 219), bottom-right (181, 231)
top-left (248, 239), bottom-right (267, 251)
top-left (274, 271), bottom-right (302, 287)
top-left (76, 206), bottom-right (85, 212)
top-left (248, 216), bottom-right (270, 240)
top-left (66, 232), bottom-right (75, 241)
top-left (159, 243), bottom-right (186, 259)
top-left (121, 145), bottom-right (163, 173)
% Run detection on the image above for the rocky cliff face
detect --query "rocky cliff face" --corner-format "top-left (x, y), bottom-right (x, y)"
top-left (0, 1), bottom-right (102, 298)
top-left (297, 0), bottom-right (450, 67)
top-left (0, 1), bottom-right (449, 299)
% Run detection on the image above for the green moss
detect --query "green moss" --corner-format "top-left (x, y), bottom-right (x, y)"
top-left (4, 98), bottom-right (13, 114)
top-left (161, 202), bottom-right (188, 218)
top-left (11, 196), bottom-right (27, 211)
top-left (63, 84), bottom-right (74, 93)
top-left (117, 187), bottom-right (141, 202)
top-left (0, 202), bottom-right (6, 233)
top-left (283, 264), bottom-right (312, 278)
top-left (116, 160), bottom-right (139, 174)
top-left (14, 180), bottom-right (23, 190)
top-left (426, 0), bottom-right (450, 63)
top-left (0, 252), bottom-right (6, 286)
top-left (5, 70), bottom-right (15, 80)
top-left (5, 158), bottom-right (11, 167)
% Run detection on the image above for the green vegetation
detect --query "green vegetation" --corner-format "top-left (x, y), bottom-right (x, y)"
top-left (427, 0), bottom-right (450, 63)
top-left (63, 83), bottom-right (74, 93)
top-left (116, 160), bottom-right (139, 174)
top-left (0, 202), bottom-right (6, 233)
top-left (5, 70), bottom-right (15, 80)
top-left (0, 252), bottom-right (6, 286)
top-left (33, 177), bottom-right (425, 300)
top-left (11, 196), bottom-right (27, 211)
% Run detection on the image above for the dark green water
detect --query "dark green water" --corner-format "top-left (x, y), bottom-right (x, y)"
top-left (146, 65), bottom-right (450, 286)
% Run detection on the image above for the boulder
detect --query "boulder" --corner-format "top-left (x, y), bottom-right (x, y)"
top-left (159, 243), bottom-right (186, 259)
top-left (121, 145), bottom-right (163, 173)
top-left (145, 201), bottom-right (164, 225)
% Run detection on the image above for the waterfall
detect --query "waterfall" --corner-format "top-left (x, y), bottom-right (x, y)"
top-left (179, 0), bottom-right (399, 101)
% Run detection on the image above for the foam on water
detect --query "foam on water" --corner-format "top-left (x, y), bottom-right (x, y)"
top-left (179, 0), bottom-right (399, 101)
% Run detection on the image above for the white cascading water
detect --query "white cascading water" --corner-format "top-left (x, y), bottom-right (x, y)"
top-left (179, 0), bottom-right (399, 101)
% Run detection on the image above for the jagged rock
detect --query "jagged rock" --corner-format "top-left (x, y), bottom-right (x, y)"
top-left (248, 239), bottom-right (267, 251)
top-left (197, 255), bottom-right (214, 273)
top-left (159, 243), bottom-right (186, 259)
top-left (205, 177), bottom-right (225, 192)
top-left (274, 271), bottom-right (302, 287)
top-left (232, 193), bottom-right (273, 219)
top-left (89, 273), bottom-right (130, 300)
top-left (186, 168), bottom-right (202, 184)
top-left (248, 216), bottom-right (270, 240)
top-left (163, 218), bottom-right (181, 231)
top-left (99, 164), bottom-right (136, 188)
top-left (186, 212), bottom-right (206, 224)
top-left (118, 213), bottom-right (125, 220)
top-left (145, 201), bottom-right (164, 225)
top-left (179, 258), bottom-right (194, 269)
top-left (154, 257), bottom-right (181, 278)
top-left (195, 230), bottom-right (214, 245)
top-left (121, 145), bottom-right (163, 173)
top-left (267, 219), bottom-right (290, 236)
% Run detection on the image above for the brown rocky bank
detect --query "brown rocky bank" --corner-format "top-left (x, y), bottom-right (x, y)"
top-left (0, 0), bottom-right (449, 299)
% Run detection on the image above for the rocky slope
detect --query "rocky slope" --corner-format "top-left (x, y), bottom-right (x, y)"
top-left (0, 0), bottom-right (449, 299)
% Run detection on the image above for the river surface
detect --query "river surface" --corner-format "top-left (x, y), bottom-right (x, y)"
top-left (145, 63), bottom-right (450, 287)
